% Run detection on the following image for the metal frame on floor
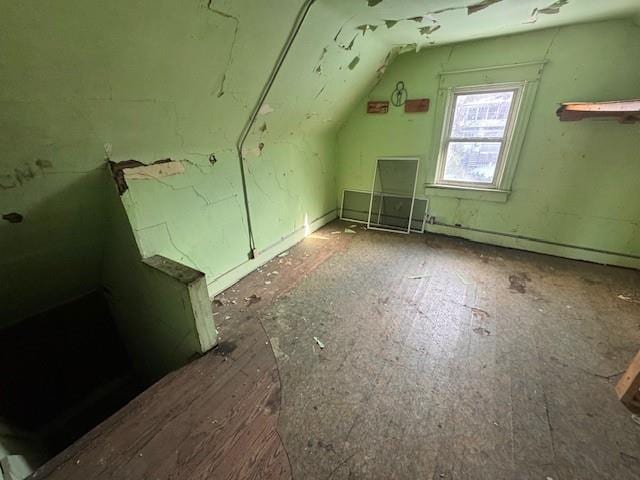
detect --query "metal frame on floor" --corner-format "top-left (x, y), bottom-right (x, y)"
top-left (366, 157), bottom-right (421, 234)
top-left (340, 188), bottom-right (429, 234)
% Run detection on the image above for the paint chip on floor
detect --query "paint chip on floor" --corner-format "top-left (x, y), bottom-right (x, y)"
top-left (473, 326), bottom-right (491, 336)
top-left (456, 273), bottom-right (471, 285)
top-left (313, 336), bottom-right (325, 349)
top-left (617, 294), bottom-right (640, 304)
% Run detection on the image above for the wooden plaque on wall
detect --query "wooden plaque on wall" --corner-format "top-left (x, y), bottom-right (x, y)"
top-left (405, 98), bottom-right (430, 113)
top-left (367, 101), bottom-right (389, 114)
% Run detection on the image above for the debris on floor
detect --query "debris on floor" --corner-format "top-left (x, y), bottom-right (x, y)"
top-left (213, 298), bottom-right (224, 307)
top-left (344, 228), bottom-right (356, 233)
top-left (349, 224), bottom-right (357, 228)
top-left (472, 326), bottom-right (491, 336)
top-left (331, 231), bottom-right (341, 235)
top-left (632, 414), bottom-right (640, 426)
top-left (471, 307), bottom-right (490, 319)
top-left (313, 336), bottom-right (325, 349)
top-left (617, 294), bottom-right (640, 304)
top-left (508, 272), bottom-right (531, 293)
top-left (408, 274), bottom-right (429, 279)
top-left (245, 294), bottom-right (261, 306)
top-left (278, 251), bottom-right (289, 258)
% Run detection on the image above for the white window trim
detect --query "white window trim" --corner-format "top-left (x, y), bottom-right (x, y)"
top-left (434, 82), bottom-right (525, 190)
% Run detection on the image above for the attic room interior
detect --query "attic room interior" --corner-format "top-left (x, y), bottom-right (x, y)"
top-left (2, 0), bottom-right (640, 478)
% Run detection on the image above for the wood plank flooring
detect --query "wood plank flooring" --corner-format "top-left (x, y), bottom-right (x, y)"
top-left (34, 221), bottom-right (640, 479)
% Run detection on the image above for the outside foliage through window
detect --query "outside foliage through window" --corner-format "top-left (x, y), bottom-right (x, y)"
top-left (439, 88), bottom-right (519, 187)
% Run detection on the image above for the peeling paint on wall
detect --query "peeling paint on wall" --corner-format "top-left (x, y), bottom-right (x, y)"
top-left (419, 25), bottom-right (441, 37)
top-left (527, 1), bottom-right (569, 23)
top-left (538, 0), bottom-right (569, 15)
top-left (109, 159), bottom-right (174, 195)
top-left (367, 0), bottom-right (384, 6)
top-left (242, 143), bottom-right (265, 157)
top-left (124, 161), bottom-right (186, 181)
top-left (356, 24), bottom-right (378, 36)
top-left (337, 35), bottom-right (357, 51)
top-left (467, 0), bottom-right (503, 15)
top-left (430, 0), bottom-right (503, 16)
top-left (341, 0), bottom-right (507, 49)
top-left (348, 56), bottom-right (361, 70)
top-left (258, 103), bottom-right (274, 115)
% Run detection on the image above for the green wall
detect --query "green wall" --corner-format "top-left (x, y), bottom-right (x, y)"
top-left (0, 0), bottom-right (394, 327)
top-left (3, 1), bottom-right (640, 330)
top-left (117, 0), bottom-right (396, 296)
top-left (337, 19), bottom-right (640, 267)
top-left (103, 179), bottom-right (216, 382)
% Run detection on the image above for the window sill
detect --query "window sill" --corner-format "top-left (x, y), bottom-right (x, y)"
top-left (424, 184), bottom-right (510, 203)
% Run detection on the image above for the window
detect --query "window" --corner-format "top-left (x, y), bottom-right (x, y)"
top-left (435, 84), bottom-right (523, 189)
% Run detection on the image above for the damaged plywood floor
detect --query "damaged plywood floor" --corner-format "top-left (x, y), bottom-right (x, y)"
top-left (36, 220), bottom-right (640, 479)
top-left (215, 220), bottom-right (640, 479)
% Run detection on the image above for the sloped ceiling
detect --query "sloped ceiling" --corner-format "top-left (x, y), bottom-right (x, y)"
top-left (327, 0), bottom-right (640, 49)
top-left (260, 0), bottom-right (640, 137)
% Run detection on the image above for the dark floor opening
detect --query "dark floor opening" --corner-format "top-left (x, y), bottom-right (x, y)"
top-left (0, 292), bottom-right (144, 468)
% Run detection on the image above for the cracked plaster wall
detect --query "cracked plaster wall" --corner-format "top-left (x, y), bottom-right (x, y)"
top-left (337, 19), bottom-right (640, 267)
top-left (0, 0), bottom-right (394, 325)
top-left (118, 0), bottom-right (392, 296)
top-left (4, 0), bottom-right (639, 326)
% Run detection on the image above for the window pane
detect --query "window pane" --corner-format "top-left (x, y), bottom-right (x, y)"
top-left (450, 91), bottom-right (514, 139)
top-left (443, 142), bottom-right (501, 184)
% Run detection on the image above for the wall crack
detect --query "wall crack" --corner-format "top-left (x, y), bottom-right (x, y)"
top-left (207, 1), bottom-right (240, 98)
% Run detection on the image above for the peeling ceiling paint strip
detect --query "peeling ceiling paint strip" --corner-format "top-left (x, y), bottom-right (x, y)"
top-left (467, 0), bottom-right (503, 15)
top-left (528, 0), bottom-right (569, 24)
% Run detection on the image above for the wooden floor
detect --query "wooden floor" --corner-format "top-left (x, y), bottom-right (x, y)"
top-left (33, 298), bottom-right (291, 479)
top-left (35, 220), bottom-right (640, 479)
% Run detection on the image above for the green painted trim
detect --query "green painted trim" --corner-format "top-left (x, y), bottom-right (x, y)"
top-left (188, 276), bottom-right (218, 353)
top-left (427, 223), bottom-right (640, 269)
top-left (206, 208), bottom-right (338, 299)
top-left (141, 256), bottom-right (217, 354)
top-left (425, 184), bottom-right (510, 203)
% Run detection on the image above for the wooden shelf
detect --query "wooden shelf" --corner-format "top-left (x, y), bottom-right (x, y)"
top-left (556, 99), bottom-right (640, 123)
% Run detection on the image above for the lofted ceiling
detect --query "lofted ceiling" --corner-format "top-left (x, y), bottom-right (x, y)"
top-left (326, 0), bottom-right (640, 50)
top-left (259, 0), bottom-right (640, 138)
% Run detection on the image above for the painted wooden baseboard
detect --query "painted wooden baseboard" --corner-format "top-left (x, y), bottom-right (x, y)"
top-left (426, 223), bottom-right (640, 270)
top-left (206, 209), bottom-right (338, 298)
